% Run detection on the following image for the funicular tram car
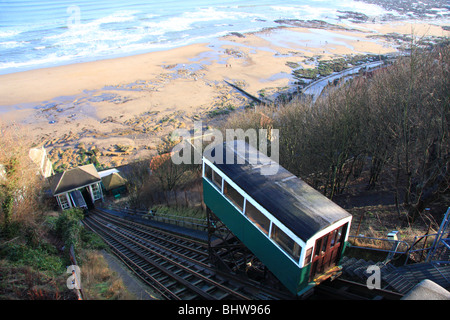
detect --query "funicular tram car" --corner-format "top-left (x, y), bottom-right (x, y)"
top-left (202, 140), bottom-right (352, 296)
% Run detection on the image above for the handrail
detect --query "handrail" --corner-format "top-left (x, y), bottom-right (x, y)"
top-left (348, 231), bottom-right (450, 265)
top-left (427, 207), bottom-right (450, 262)
top-left (348, 235), bottom-right (410, 264)
top-left (348, 235), bottom-right (410, 253)
top-left (404, 233), bottom-right (438, 264)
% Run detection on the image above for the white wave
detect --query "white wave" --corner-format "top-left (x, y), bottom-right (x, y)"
top-left (0, 30), bottom-right (22, 38)
top-left (90, 10), bottom-right (141, 26)
top-left (0, 1), bottom-right (400, 75)
top-left (335, 0), bottom-right (391, 16)
top-left (271, 4), bottom-right (338, 20)
top-left (142, 6), bottom-right (266, 35)
top-left (0, 41), bottom-right (26, 49)
top-left (271, 0), bottom-right (391, 21)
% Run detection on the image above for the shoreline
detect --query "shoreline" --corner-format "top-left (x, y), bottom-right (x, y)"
top-left (1, 18), bottom-right (448, 171)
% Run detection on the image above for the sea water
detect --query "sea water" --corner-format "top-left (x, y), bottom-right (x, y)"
top-left (0, 0), bottom-right (393, 75)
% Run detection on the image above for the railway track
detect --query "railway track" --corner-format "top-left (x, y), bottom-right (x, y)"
top-left (82, 209), bottom-right (292, 300)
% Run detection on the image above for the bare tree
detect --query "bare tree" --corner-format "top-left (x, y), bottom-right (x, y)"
top-left (0, 123), bottom-right (43, 236)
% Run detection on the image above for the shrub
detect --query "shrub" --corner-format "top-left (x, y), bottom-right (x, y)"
top-left (223, 44), bottom-right (450, 221)
top-left (80, 229), bottom-right (108, 250)
top-left (0, 243), bottom-right (64, 276)
top-left (55, 208), bottom-right (84, 251)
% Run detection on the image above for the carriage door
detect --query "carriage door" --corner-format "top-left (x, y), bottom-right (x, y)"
top-left (309, 223), bottom-right (348, 281)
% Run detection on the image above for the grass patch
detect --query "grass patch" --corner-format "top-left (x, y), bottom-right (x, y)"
top-left (148, 205), bottom-right (205, 220)
top-left (208, 104), bottom-right (236, 117)
top-left (0, 243), bottom-right (64, 276)
top-left (78, 250), bottom-right (134, 300)
top-left (0, 260), bottom-right (78, 300)
top-left (0, 208), bottom-right (115, 299)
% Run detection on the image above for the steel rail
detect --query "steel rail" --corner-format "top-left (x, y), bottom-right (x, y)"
top-left (92, 209), bottom-right (295, 300)
top-left (85, 215), bottom-right (251, 300)
top-left (93, 210), bottom-right (209, 258)
top-left (85, 217), bottom-right (213, 299)
top-left (93, 208), bottom-right (209, 250)
top-left (82, 219), bottom-right (180, 300)
top-left (90, 213), bottom-right (211, 269)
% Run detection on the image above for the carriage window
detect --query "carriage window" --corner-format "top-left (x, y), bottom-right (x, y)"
top-left (245, 201), bottom-right (270, 235)
top-left (204, 163), bottom-right (213, 181)
top-left (330, 230), bottom-right (337, 247)
top-left (321, 234), bottom-right (329, 252)
top-left (304, 247), bottom-right (313, 266)
top-left (271, 224), bottom-right (301, 262)
top-left (212, 170), bottom-right (222, 190)
top-left (224, 180), bottom-right (244, 211)
top-left (314, 237), bottom-right (322, 257)
top-left (204, 163), bottom-right (222, 191)
top-left (335, 225), bottom-right (344, 244)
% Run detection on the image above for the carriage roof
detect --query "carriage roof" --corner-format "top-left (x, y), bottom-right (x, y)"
top-left (203, 140), bottom-right (351, 242)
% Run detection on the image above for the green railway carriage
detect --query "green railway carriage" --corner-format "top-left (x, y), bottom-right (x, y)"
top-left (202, 140), bottom-right (352, 296)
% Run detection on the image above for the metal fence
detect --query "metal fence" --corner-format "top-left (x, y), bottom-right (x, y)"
top-left (348, 235), bottom-right (410, 260)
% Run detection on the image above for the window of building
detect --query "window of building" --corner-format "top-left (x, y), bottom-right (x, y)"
top-left (58, 194), bottom-right (70, 210)
top-left (91, 184), bottom-right (102, 201)
top-left (223, 180), bottom-right (244, 211)
top-left (271, 224), bottom-right (301, 262)
top-left (245, 201), bottom-right (270, 235)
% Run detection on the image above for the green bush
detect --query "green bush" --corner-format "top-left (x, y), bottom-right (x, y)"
top-left (293, 68), bottom-right (318, 79)
top-left (318, 63), bottom-right (333, 76)
top-left (0, 243), bottom-right (64, 276)
top-left (80, 229), bottom-right (108, 250)
top-left (55, 208), bottom-right (84, 251)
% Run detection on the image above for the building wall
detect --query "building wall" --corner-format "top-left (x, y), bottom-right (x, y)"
top-left (55, 182), bottom-right (103, 210)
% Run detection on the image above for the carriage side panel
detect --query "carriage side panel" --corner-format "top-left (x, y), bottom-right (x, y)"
top-left (203, 179), bottom-right (309, 294)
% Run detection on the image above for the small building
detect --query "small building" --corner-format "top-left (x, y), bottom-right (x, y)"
top-left (99, 169), bottom-right (127, 198)
top-left (48, 164), bottom-right (104, 210)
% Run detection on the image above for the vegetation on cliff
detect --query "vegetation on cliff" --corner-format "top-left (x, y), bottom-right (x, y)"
top-left (224, 43), bottom-right (449, 223)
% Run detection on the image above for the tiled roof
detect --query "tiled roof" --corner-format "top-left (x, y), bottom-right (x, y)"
top-left (48, 164), bottom-right (101, 196)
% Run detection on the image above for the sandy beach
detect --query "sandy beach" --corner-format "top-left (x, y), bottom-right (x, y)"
top-left (1, 18), bottom-right (448, 171)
